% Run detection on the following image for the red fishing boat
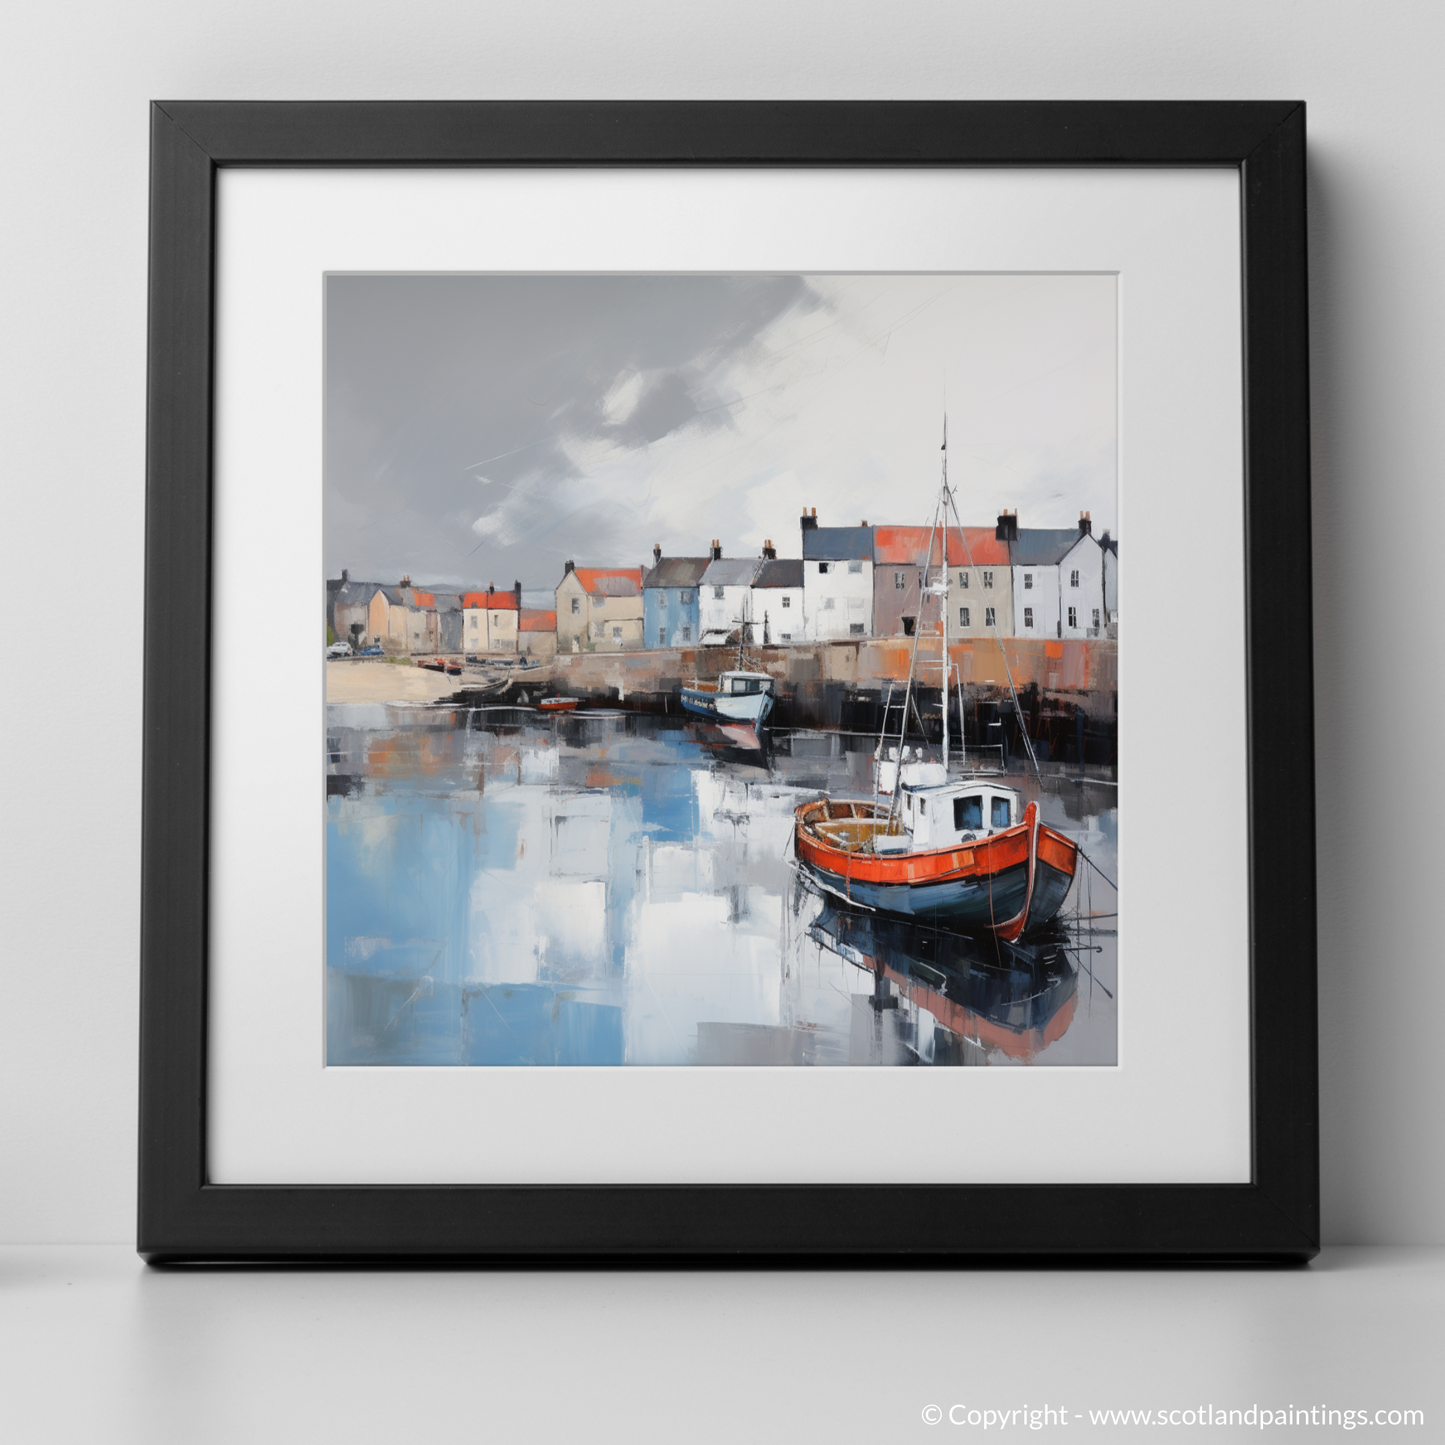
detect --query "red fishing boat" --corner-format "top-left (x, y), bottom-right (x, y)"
top-left (538, 696), bottom-right (580, 713)
top-left (792, 418), bottom-right (1078, 940)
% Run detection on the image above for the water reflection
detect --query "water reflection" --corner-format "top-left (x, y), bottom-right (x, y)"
top-left (325, 706), bottom-right (1117, 1067)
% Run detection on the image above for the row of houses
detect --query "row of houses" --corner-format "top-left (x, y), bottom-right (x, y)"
top-left (327, 508), bottom-right (1118, 659)
top-left (327, 575), bottom-right (558, 658)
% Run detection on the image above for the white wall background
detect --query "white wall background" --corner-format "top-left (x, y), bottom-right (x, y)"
top-left (0, 0), bottom-right (1438, 1245)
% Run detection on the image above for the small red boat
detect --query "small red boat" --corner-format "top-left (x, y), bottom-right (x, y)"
top-left (418, 658), bottom-right (447, 673)
top-left (538, 696), bottom-right (580, 713)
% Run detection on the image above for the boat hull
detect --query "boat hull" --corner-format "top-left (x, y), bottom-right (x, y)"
top-left (794, 797), bottom-right (1078, 940)
top-left (680, 686), bottom-right (774, 726)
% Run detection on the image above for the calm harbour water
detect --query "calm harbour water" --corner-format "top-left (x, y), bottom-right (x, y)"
top-left (326, 704), bottom-right (1118, 1067)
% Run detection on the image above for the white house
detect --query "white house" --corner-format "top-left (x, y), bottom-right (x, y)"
top-left (751, 549), bottom-right (805, 643)
top-left (698, 547), bottom-right (763, 644)
top-left (1006, 520), bottom-right (1078, 640)
top-left (800, 511), bottom-right (874, 640)
top-left (1057, 519), bottom-right (1107, 639)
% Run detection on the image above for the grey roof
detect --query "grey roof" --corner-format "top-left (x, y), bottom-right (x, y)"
top-left (592, 573), bottom-right (640, 597)
top-left (803, 526), bottom-right (874, 561)
top-left (432, 592), bottom-right (463, 612)
top-left (643, 556), bottom-right (712, 589)
top-left (1009, 529), bottom-right (1083, 567)
top-left (377, 586), bottom-right (405, 605)
top-left (700, 557), bottom-right (763, 587)
top-left (753, 557), bottom-right (804, 589)
top-left (332, 580), bottom-right (382, 609)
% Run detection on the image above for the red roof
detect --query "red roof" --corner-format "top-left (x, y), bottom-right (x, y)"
top-left (520, 609), bottom-right (556, 632)
top-left (872, 525), bottom-right (1008, 567)
top-left (410, 589), bottom-right (436, 609)
top-left (572, 566), bottom-right (642, 597)
top-left (462, 590), bottom-right (520, 610)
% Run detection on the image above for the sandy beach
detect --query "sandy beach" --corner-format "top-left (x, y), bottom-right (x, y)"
top-left (326, 659), bottom-right (466, 703)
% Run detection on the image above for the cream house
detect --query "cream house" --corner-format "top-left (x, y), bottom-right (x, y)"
top-left (555, 563), bottom-right (645, 652)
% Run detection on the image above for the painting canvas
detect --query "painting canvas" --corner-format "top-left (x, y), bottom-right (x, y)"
top-left (324, 272), bottom-right (1118, 1068)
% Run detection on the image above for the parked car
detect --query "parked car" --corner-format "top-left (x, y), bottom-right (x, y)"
top-left (326, 640), bottom-right (353, 658)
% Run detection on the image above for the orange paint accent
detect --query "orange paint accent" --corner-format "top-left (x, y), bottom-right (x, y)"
top-left (410, 590), bottom-right (436, 609)
top-left (519, 609), bottom-right (556, 631)
top-left (1044, 641), bottom-right (1063, 658)
top-left (463, 591), bottom-right (520, 610)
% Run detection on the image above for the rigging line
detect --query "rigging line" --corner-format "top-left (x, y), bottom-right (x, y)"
top-left (886, 492), bottom-right (946, 832)
top-left (1077, 849), bottom-right (1118, 892)
top-left (462, 439), bottom-right (547, 471)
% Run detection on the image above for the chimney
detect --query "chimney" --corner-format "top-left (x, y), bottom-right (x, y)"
top-left (1078, 510), bottom-right (1092, 536)
top-left (710, 538), bottom-right (722, 561)
top-left (861, 520), bottom-right (868, 528)
top-left (514, 580), bottom-right (521, 607)
top-left (488, 582), bottom-right (494, 595)
top-left (341, 568), bottom-right (349, 584)
top-left (400, 573), bottom-right (412, 589)
top-left (653, 543), bottom-right (662, 565)
top-left (995, 511), bottom-right (1018, 543)
top-left (564, 560), bottom-right (574, 575)
top-left (800, 507), bottom-right (818, 533)
top-left (762, 539), bottom-right (776, 560)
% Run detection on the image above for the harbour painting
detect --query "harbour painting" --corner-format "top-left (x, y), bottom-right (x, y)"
top-left (325, 273), bottom-right (1118, 1067)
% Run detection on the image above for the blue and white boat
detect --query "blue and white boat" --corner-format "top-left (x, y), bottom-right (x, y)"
top-left (680, 670), bottom-right (776, 726)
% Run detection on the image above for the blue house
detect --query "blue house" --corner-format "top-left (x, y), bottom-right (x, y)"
top-left (642, 546), bottom-right (712, 648)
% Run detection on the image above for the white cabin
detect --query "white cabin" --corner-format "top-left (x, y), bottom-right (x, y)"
top-left (873, 752), bottom-right (1022, 853)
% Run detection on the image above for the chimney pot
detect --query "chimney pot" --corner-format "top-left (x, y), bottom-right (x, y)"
top-left (653, 543), bottom-right (662, 564)
top-left (995, 512), bottom-right (1019, 544)
top-left (564, 560), bottom-right (574, 575)
top-left (1078, 511), bottom-right (1092, 536)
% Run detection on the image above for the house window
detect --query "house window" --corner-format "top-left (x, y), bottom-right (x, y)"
top-left (1068, 606), bottom-right (1077, 629)
top-left (901, 616), bottom-right (916, 637)
top-left (1071, 569), bottom-right (1080, 588)
top-left (681, 590), bottom-right (692, 604)
top-left (612, 626), bottom-right (622, 642)
top-left (713, 586), bottom-right (725, 600)
top-left (658, 628), bottom-right (666, 645)
top-left (780, 633), bottom-right (792, 641)
top-left (818, 562), bottom-right (830, 575)
top-left (985, 607), bottom-right (995, 627)
top-left (849, 622), bottom-right (865, 635)
top-left (1092, 608), bottom-right (1100, 629)
top-left (492, 614), bottom-right (500, 627)
top-left (1024, 607), bottom-right (1034, 629)
top-left (592, 621), bottom-right (604, 638)
top-left (982, 570), bottom-right (993, 589)
top-left (959, 571), bottom-right (969, 588)
top-left (571, 597), bottom-right (580, 615)
top-left (682, 626), bottom-right (691, 642)
top-left (822, 597), bottom-right (835, 610)
top-left (781, 596), bottom-right (791, 608)
top-left (470, 616), bottom-right (478, 628)
top-left (847, 560), bottom-right (863, 574)
top-left (960, 606), bottom-right (970, 628)
top-left (895, 571), bottom-right (906, 590)
top-left (1024, 572), bottom-right (1033, 590)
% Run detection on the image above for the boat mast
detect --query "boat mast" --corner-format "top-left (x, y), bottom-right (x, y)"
top-left (940, 417), bottom-right (950, 772)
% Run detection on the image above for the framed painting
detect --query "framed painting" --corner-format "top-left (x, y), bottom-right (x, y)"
top-left (140, 101), bottom-right (1317, 1260)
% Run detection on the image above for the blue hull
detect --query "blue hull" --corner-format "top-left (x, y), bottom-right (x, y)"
top-left (800, 857), bottom-right (1031, 923)
top-left (679, 687), bottom-right (774, 727)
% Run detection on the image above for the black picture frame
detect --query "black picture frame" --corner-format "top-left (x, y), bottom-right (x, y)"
top-left (140, 100), bottom-right (1316, 1263)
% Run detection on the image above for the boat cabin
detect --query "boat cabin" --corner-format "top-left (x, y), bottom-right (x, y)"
top-left (892, 777), bottom-right (1022, 850)
top-left (717, 670), bottom-right (772, 696)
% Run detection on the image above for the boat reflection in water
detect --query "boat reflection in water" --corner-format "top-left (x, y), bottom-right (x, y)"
top-left (803, 889), bottom-right (1080, 1064)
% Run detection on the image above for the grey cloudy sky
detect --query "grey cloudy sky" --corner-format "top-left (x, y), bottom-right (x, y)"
top-left (324, 272), bottom-right (1116, 590)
